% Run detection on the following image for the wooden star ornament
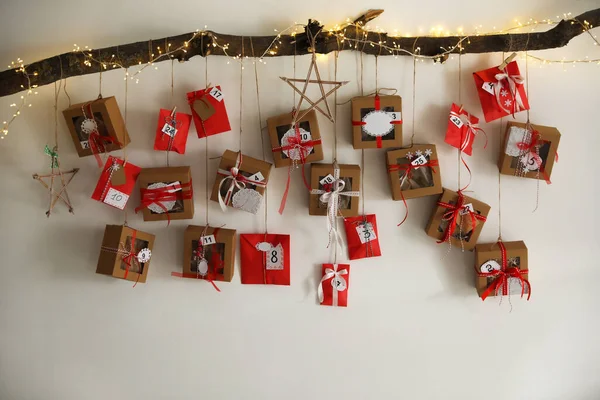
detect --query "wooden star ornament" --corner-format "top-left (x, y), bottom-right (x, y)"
top-left (33, 146), bottom-right (79, 217)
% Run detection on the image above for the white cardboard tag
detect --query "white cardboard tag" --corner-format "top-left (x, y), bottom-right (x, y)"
top-left (387, 111), bottom-right (402, 122)
top-left (449, 114), bottom-right (464, 128)
top-left (480, 260), bottom-right (501, 273)
top-left (137, 248), bottom-right (152, 263)
top-left (482, 82), bottom-right (495, 95)
top-left (460, 203), bottom-right (475, 215)
top-left (411, 155), bottom-right (428, 169)
top-left (80, 140), bottom-right (90, 149)
top-left (331, 276), bottom-right (347, 292)
top-left (161, 123), bottom-right (178, 137)
top-left (320, 174), bottom-right (335, 186)
top-left (103, 188), bottom-right (129, 210)
top-left (266, 244), bottom-right (284, 270)
top-left (209, 87), bottom-right (223, 102)
top-left (201, 235), bottom-right (216, 246)
top-left (247, 171), bottom-right (265, 183)
top-left (356, 223), bottom-right (377, 244)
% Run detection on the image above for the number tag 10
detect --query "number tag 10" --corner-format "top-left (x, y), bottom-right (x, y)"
top-left (103, 188), bottom-right (129, 210)
top-left (356, 223), bottom-right (377, 244)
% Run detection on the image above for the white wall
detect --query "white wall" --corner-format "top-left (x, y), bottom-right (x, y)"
top-left (1, 1), bottom-right (599, 399)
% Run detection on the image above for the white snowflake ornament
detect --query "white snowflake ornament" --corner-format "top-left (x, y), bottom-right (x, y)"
top-left (405, 151), bottom-right (414, 160)
top-left (504, 99), bottom-right (513, 107)
top-left (424, 148), bottom-right (432, 157)
top-left (500, 89), bottom-right (509, 97)
top-left (415, 150), bottom-right (423, 157)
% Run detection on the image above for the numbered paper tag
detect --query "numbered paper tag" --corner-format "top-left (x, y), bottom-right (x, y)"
top-left (161, 123), bottom-right (178, 137)
top-left (137, 248), bottom-right (152, 263)
top-left (411, 155), bottom-right (428, 169)
top-left (266, 244), bottom-right (284, 270)
top-left (449, 114), bottom-right (464, 128)
top-left (331, 276), bottom-right (347, 292)
top-left (387, 111), bottom-right (402, 122)
top-left (209, 87), bottom-right (223, 102)
top-left (480, 260), bottom-right (501, 273)
top-left (356, 223), bottom-right (377, 244)
top-left (460, 203), bottom-right (475, 215)
top-left (103, 188), bottom-right (129, 210)
top-left (482, 82), bottom-right (495, 95)
top-left (320, 174), bottom-right (335, 186)
top-left (200, 235), bottom-right (216, 246)
top-left (248, 171), bottom-right (265, 183)
top-left (80, 140), bottom-right (90, 149)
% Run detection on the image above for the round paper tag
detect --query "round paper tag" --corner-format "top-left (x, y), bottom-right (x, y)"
top-left (281, 128), bottom-right (312, 160)
top-left (255, 242), bottom-right (272, 252)
top-left (361, 110), bottom-right (394, 137)
top-left (331, 276), bottom-right (347, 292)
top-left (480, 260), bottom-right (501, 273)
top-left (519, 152), bottom-right (542, 172)
top-left (146, 182), bottom-right (176, 214)
top-left (137, 248), bottom-right (152, 263)
top-left (197, 258), bottom-right (209, 276)
top-left (80, 118), bottom-right (98, 135)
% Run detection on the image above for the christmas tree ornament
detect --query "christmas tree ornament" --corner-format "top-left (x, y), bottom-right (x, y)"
top-left (136, 166), bottom-right (194, 222)
top-left (318, 264), bottom-right (350, 307)
top-left (351, 94), bottom-right (402, 149)
top-left (475, 241), bottom-right (530, 301)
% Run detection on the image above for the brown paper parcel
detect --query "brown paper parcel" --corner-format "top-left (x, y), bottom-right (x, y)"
top-left (309, 163), bottom-right (361, 217)
top-left (474, 241), bottom-right (529, 298)
top-left (183, 225), bottom-right (236, 282)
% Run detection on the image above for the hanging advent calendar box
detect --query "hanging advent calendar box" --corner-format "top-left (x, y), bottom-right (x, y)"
top-left (475, 241), bottom-right (530, 301)
top-left (318, 264), bottom-right (350, 307)
top-left (136, 167), bottom-right (194, 222)
top-left (96, 224), bottom-right (155, 284)
top-left (211, 150), bottom-right (271, 214)
top-left (499, 121), bottom-right (560, 182)
top-left (153, 108), bottom-right (192, 154)
top-left (267, 109), bottom-right (324, 168)
top-left (309, 163), bottom-right (360, 217)
top-left (425, 188), bottom-right (490, 251)
top-left (181, 225), bottom-right (236, 282)
top-left (63, 96), bottom-right (130, 160)
top-left (445, 103), bottom-right (486, 156)
top-left (473, 59), bottom-right (530, 122)
top-left (240, 234), bottom-right (290, 285)
top-left (351, 95), bottom-right (403, 149)
top-left (187, 85), bottom-right (231, 138)
top-left (343, 215), bottom-right (381, 260)
top-left (386, 144), bottom-right (442, 200)
top-left (91, 156), bottom-right (141, 210)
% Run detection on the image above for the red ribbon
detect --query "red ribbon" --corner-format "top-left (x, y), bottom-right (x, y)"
top-left (351, 95), bottom-right (402, 148)
top-left (516, 130), bottom-right (554, 184)
top-left (387, 160), bottom-right (439, 226)
top-left (121, 229), bottom-right (142, 287)
top-left (477, 241), bottom-right (531, 301)
top-left (436, 191), bottom-right (487, 244)
top-left (135, 181), bottom-right (193, 225)
top-left (84, 104), bottom-right (119, 168)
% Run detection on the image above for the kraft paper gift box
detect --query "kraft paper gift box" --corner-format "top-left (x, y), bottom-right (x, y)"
top-left (187, 85), bottom-right (231, 138)
top-left (351, 95), bottom-right (403, 149)
top-left (473, 59), bottom-right (530, 122)
top-left (96, 224), bottom-right (155, 284)
top-left (425, 188), bottom-right (490, 251)
top-left (62, 96), bottom-right (130, 161)
top-left (386, 144), bottom-right (442, 201)
top-left (136, 166), bottom-right (194, 222)
top-left (210, 150), bottom-right (272, 214)
top-left (499, 121), bottom-right (560, 182)
top-left (153, 108), bottom-right (192, 154)
top-left (240, 234), bottom-right (290, 285)
top-left (309, 163), bottom-right (361, 217)
top-left (91, 156), bottom-right (141, 210)
top-left (445, 103), bottom-right (486, 156)
top-left (318, 264), bottom-right (350, 307)
top-left (475, 241), bottom-right (530, 301)
top-left (343, 215), bottom-right (381, 260)
top-left (181, 225), bottom-right (236, 282)
top-left (267, 109), bottom-right (324, 168)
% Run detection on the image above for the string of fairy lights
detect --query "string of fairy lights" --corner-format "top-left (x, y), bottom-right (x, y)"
top-left (1, 12), bottom-right (598, 140)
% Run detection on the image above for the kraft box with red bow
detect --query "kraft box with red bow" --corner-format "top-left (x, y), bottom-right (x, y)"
top-left (343, 215), bottom-right (381, 260)
top-left (63, 96), bottom-right (130, 165)
top-left (473, 60), bottom-right (530, 122)
top-left (210, 150), bottom-right (271, 214)
top-left (153, 108), bottom-right (192, 154)
top-left (136, 166), bottom-right (194, 222)
top-left (386, 144), bottom-right (442, 201)
top-left (96, 224), bottom-right (155, 284)
top-left (445, 103), bottom-right (486, 156)
top-left (318, 264), bottom-right (349, 307)
top-left (475, 241), bottom-right (530, 301)
top-left (309, 163), bottom-right (361, 217)
top-left (187, 85), bottom-right (231, 138)
top-left (499, 121), bottom-right (560, 182)
top-left (351, 95), bottom-right (403, 149)
top-left (91, 156), bottom-right (141, 210)
top-left (240, 234), bottom-right (290, 285)
top-left (425, 188), bottom-right (490, 251)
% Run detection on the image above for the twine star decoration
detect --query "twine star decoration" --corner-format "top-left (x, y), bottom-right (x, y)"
top-left (33, 146), bottom-right (79, 217)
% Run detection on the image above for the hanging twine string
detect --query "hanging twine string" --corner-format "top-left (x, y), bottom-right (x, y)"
top-left (122, 67), bottom-right (130, 226)
top-left (457, 53), bottom-right (462, 190)
top-left (98, 50), bottom-right (103, 98)
top-left (409, 55), bottom-right (417, 147)
top-left (166, 58), bottom-right (176, 167)
top-left (293, 40), bottom-right (297, 108)
top-left (239, 37), bottom-right (244, 152)
top-left (204, 56), bottom-right (210, 226)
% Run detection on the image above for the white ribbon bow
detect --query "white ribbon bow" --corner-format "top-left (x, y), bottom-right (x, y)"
top-left (494, 71), bottom-right (525, 114)
top-left (449, 111), bottom-right (482, 152)
top-left (310, 165), bottom-right (359, 251)
top-left (216, 152), bottom-right (266, 212)
top-left (318, 265), bottom-right (348, 306)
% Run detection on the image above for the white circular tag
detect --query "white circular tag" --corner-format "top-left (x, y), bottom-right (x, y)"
top-left (281, 128), bottom-right (312, 160)
top-left (146, 182), bottom-right (176, 214)
top-left (520, 152), bottom-right (542, 171)
top-left (331, 276), bottom-right (347, 292)
top-left (361, 110), bottom-right (394, 137)
top-left (197, 259), bottom-right (209, 276)
top-left (80, 118), bottom-right (98, 135)
top-left (255, 242), bottom-right (272, 252)
top-left (480, 260), bottom-right (501, 273)
top-left (137, 248), bottom-right (152, 263)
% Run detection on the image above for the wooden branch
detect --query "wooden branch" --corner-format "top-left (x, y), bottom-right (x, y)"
top-left (0, 8), bottom-right (598, 98)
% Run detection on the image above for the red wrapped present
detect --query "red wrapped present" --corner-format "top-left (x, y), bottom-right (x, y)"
top-left (445, 103), bottom-right (487, 156)
top-left (318, 264), bottom-right (349, 307)
top-left (153, 107), bottom-right (192, 154)
top-left (343, 215), bottom-right (381, 260)
top-left (187, 85), bottom-right (231, 138)
top-left (91, 156), bottom-right (141, 210)
top-left (473, 59), bottom-right (530, 122)
top-left (240, 234), bottom-right (290, 285)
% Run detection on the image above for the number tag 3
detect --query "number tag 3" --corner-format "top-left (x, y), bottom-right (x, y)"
top-left (265, 243), bottom-right (284, 270)
top-left (356, 223), bottom-right (376, 244)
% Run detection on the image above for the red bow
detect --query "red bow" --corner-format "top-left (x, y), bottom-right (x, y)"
top-left (135, 181), bottom-right (193, 225)
top-left (477, 241), bottom-right (531, 301)
top-left (437, 191), bottom-right (487, 244)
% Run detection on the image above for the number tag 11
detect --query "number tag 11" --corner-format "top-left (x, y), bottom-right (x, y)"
top-left (356, 223), bottom-right (377, 244)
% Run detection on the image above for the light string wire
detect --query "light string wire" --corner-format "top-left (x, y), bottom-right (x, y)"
top-left (122, 67), bottom-right (130, 226)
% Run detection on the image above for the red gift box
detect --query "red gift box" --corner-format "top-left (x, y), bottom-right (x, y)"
top-left (318, 264), bottom-right (349, 307)
top-left (473, 60), bottom-right (530, 123)
top-left (240, 234), bottom-right (290, 285)
top-left (187, 85), bottom-right (231, 138)
top-left (91, 156), bottom-right (141, 210)
top-left (445, 103), bottom-right (487, 156)
top-left (343, 215), bottom-right (381, 260)
top-left (153, 108), bottom-right (192, 154)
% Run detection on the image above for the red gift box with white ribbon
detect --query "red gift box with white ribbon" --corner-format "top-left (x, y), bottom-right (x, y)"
top-left (318, 264), bottom-right (349, 307)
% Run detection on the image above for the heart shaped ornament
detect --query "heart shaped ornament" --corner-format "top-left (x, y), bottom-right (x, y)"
top-left (232, 188), bottom-right (263, 214)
